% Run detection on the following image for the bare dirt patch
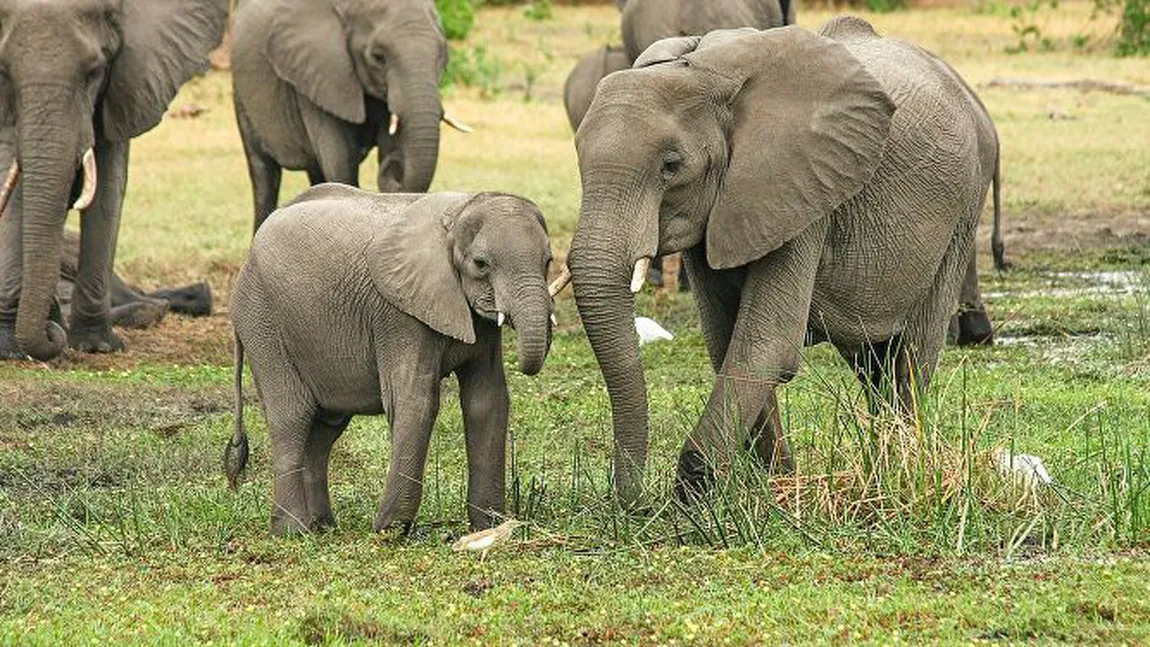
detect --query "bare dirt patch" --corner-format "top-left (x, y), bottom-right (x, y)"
top-left (992, 208), bottom-right (1150, 262)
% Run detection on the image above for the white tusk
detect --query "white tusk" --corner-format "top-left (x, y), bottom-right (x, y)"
top-left (630, 257), bottom-right (651, 293)
top-left (388, 114), bottom-right (399, 136)
top-left (550, 313), bottom-right (558, 326)
top-left (73, 149), bottom-right (97, 211)
top-left (0, 161), bottom-right (20, 219)
top-left (442, 112), bottom-right (473, 133)
top-left (548, 266), bottom-right (571, 297)
top-left (497, 312), bottom-right (505, 327)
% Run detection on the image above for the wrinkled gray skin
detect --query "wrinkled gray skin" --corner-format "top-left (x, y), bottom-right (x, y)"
top-left (567, 19), bottom-right (1003, 503)
top-left (226, 185), bottom-right (554, 535)
top-left (620, 0), bottom-right (794, 64)
top-left (56, 229), bottom-right (212, 329)
top-left (564, 46), bottom-right (630, 133)
top-left (233, 0), bottom-right (449, 232)
top-left (0, 0), bottom-right (228, 361)
top-left (617, 0), bottom-right (793, 290)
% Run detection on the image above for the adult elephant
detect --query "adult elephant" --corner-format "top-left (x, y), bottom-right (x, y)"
top-left (620, 0), bottom-right (794, 64)
top-left (232, 0), bottom-right (469, 232)
top-left (0, 0), bottom-right (229, 361)
top-left (564, 46), bottom-right (630, 133)
top-left (554, 19), bottom-right (1003, 503)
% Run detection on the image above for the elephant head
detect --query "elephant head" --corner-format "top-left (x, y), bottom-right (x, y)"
top-left (0, 0), bottom-right (228, 360)
top-left (564, 27), bottom-right (894, 501)
top-left (266, 0), bottom-right (448, 193)
top-left (370, 192), bottom-right (554, 375)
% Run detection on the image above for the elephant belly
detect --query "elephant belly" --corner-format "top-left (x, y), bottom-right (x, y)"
top-left (297, 356), bottom-right (385, 416)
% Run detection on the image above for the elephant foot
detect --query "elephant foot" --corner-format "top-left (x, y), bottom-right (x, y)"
top-left (955, 308), bottom-right (994, 346)
top-left (111, 300), bottom-right (169, 330)
top-left (372, 505), bottom-right (415, 535)
top-left (0, 324), bottom-right (23, 360)
top-left (148, 282), bottom-right (212, 318)
top-left (68, 318), bottom-right (125, 354)
top-left (309, 512), bottom-right (337, 532)
top-left (270, 511), bottom-right (312, 536)
top-left (674, 450), bottom-right (715, 504)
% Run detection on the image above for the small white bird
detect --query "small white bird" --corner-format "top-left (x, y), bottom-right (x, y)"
top-left (451, 519), bottom-right (523, 560)
top-left (635, 316), bottom-right (674, 346)
top-left (994, 447), bottom-right (1054, 488)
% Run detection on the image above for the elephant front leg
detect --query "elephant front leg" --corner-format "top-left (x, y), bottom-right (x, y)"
top-left (374, 375), bottom-right (441, 533)
top-left (0, 180), bottom-right (24, 359)
top-left (676, 229), bottom-right (823, 499)
top-left (458, 345), bottom-right (510, 530)
top-left (70, 138), bottom-right (129, 353)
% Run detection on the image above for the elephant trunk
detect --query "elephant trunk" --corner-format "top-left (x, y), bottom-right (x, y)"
top-left (382, 54), bottom-right (442, 193)
top-left (507, 278), bottom-right (552, 376)
top-left (14, 85), bottom-right (91, 360)
top-left (568, 185), bottom-right (655, 504)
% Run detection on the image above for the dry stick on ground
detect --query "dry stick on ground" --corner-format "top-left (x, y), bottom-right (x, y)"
top-left (982, 77), bottom-right (1150, 98)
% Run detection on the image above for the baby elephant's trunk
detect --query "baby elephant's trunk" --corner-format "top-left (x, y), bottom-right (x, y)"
top-left (224, 331), bottom-right (250, 489)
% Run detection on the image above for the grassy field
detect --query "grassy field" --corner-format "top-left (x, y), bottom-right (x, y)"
top-left (3, 1), bottom-right (1150, 643)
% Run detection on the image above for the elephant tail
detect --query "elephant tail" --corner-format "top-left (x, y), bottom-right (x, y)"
top-left (225, 329), bottom-right (250, 490)
top-left (990, 138), bottom-right (1008, 271)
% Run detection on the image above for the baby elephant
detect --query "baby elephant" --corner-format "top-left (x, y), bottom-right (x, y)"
top-left (225, 185), bottom-right (555, 535)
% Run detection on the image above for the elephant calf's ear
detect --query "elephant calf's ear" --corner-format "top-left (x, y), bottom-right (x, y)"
top-left (368, 194), bottom-right (476, 344)
top-left (691, 27), bottom-right (896, 270)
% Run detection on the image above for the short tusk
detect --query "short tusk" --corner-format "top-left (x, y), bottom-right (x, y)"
top-left (388, 114), bottom-right (399, 136)
top-left (630, 257), bottom-right (651, 293)
top-left (73, 149), bottom-right (97, 211)
top-left (550, 313), bottom-right (558, 326)
top-left (497, 312), bottom-right (505, 327)
top-left (0, 161), bottom-right (20, 219)
top-left (548, 266), bottom-right (571, 297)
top-left (442, 112), bottom-right (473, 133)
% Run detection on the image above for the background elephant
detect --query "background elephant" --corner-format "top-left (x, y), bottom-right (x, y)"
top-left (57, 229), bottom-right (212, 330)
top-left (226, 185), bottom-right (555, 535)
top-left (561, 19), bottom-right (1002, 502)
top-left (233, 0), bottom-right (467, 233)
top-left (564, 46), bottom-right (630, 133)
top-left (0, 0), bottom-right (228, 361)
top-left (621, 0), bottom-right (794, 64)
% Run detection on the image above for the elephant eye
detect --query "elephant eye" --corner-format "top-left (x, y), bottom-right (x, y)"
top-left (661, 153), bottom-right (684, 181)
top-left (472, 257), bottom-right (490, 273)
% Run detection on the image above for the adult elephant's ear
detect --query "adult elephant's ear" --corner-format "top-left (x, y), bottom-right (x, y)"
top-left (369, 193), bottom-right (476, 344)
top-left (102, 0), bottom-right (229, 142)
top-left (689, 26), bottom-right (896, 270)
top-left (264, 0), bottom-right (365, 124)
top-left (633, 36), bottom-right (701, 68)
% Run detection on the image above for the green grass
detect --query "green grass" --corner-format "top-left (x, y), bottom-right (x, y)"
top-left (2, 2), bottom-right (1150, 643)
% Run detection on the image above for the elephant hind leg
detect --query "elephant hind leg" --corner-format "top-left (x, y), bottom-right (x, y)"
top-left (840, 334), bottom-right (913, 415)
top-left (303, 409), bottom-right (351, 531)
top-left (952, 250), bottom-right (994, 346)
top-left (237, 289), bottom-right (316, 535)
top-left (895, 225), bottom-right (979, 407)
